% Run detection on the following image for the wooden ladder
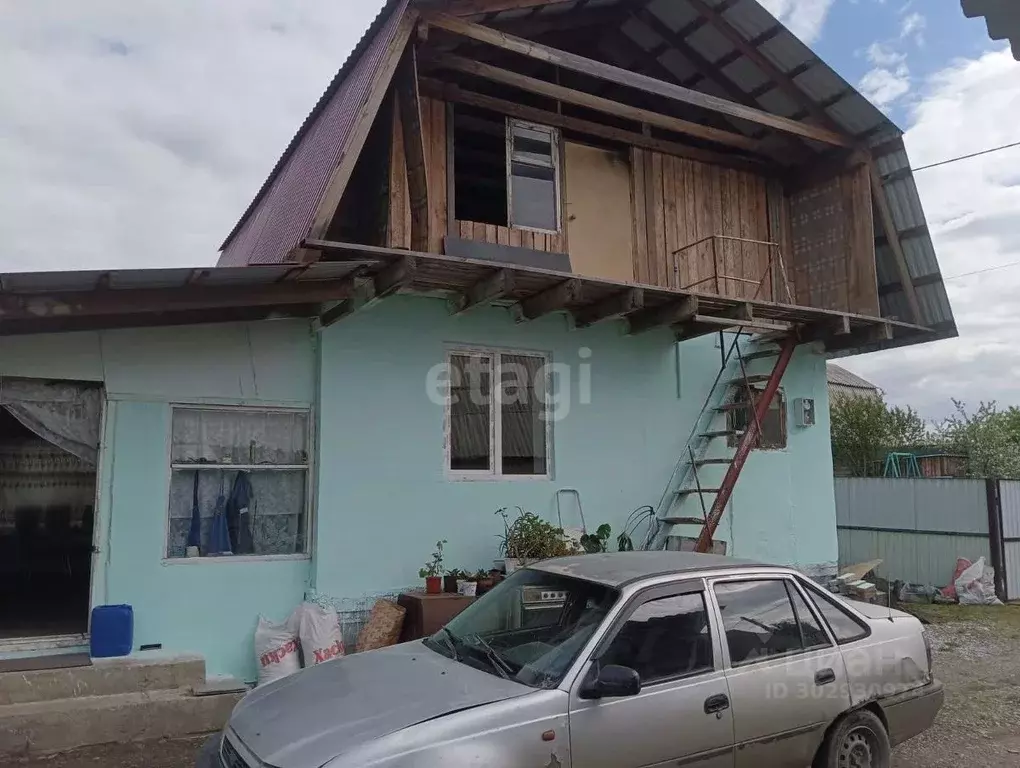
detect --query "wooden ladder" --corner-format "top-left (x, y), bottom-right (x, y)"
top-left (646, 331), bottom-right (798, 551)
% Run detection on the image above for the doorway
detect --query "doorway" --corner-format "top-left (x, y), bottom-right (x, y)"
top-left (0, 380), bottom-right (101, 642)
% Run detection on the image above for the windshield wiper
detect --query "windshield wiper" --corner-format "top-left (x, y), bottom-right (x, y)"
top-left (437, 627), bottom-right (461, 661)
top-left (467, 634), bottom-right (514, 680)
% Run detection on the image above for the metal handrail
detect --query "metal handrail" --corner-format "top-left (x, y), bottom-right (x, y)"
top-left (671, 235), bottom-right (794, 304)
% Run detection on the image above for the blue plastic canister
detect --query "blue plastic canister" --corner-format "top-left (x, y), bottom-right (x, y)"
top-left (90, 605), bottom-right (134, 658)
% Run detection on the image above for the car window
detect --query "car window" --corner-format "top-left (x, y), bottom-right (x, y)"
top-left (799, 580), bottom-right (870, 644)
top-left (599, 593), bottom-right (714, 684)
top-left (714, 579), bottom-right (830, 665)
top-left (787, 582), bottom-right (832, 649)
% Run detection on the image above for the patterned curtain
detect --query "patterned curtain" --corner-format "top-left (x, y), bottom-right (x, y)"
top-left (0, 377), bottom-right (102, 466)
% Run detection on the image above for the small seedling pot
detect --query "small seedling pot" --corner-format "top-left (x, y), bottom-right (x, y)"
top-left (443, 574), bottom-right (459, 594)
top-left (425, 576), bottom-right (442, 595)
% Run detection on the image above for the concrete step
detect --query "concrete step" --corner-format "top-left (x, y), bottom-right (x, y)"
top-left (0, 688), bottom-right (242, 757)
top-left (0, 655), bottom-right (206, 705)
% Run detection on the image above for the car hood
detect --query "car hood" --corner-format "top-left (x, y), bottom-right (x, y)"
top-left (229, 641), bottom-right (532, 768)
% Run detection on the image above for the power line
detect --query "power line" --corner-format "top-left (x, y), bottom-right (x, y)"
top-left (911, 140), bottom-right (1020, 173)
top-left (943, 260), bottom-right (1020, 282)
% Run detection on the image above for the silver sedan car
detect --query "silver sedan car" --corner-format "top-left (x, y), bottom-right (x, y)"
top-left (200, 552), bottom-right (943, 768)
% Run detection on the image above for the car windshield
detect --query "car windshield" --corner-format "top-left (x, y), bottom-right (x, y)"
top-left (424, 568), bottom-right (618, 689)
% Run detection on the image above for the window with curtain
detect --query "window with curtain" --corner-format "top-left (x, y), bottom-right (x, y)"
top-left (447, 349), bottom-right (550, 479)
top-left (166, 407), bottom-right (310, 559)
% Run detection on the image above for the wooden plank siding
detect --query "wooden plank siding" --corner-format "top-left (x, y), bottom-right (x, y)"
top-left (387, 94), bottom-right (447, 253)
top-left (631, 148), bottom-right (778, 299)
top-left (453, 222), bottom-right (567, 254)
top-left (786, 162), bottom-right (878, 315)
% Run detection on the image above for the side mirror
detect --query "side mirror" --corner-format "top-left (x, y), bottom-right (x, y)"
top-left (580, 664), bottom-right (642, 700)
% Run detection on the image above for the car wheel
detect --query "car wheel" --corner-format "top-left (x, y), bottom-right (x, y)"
top-left (819, 709), bottom-right (891, 768)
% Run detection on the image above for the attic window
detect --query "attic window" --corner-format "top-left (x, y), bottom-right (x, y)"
top-left (452, 106), bottom-right (561, 235)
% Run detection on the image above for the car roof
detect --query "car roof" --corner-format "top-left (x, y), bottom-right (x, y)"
top-left (530, 551), bottom-right (772, 588)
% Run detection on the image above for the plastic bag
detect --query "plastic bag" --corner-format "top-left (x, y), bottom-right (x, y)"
top-left (955, 557), bottom-right (1002, 605)
top-left (292, 602), bottom-right (345, 667)
top-left (254, 616), bottom-right (301, 686)
top-left (941, 558), bottom-right (972, 601)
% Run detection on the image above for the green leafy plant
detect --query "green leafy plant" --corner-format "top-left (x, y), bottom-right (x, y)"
top-left (497, 507), bottom-right (579, 561)
top-left (418, 540), bottom-right (447, 578)
top-left (580, 523), bottom-right (613, 553)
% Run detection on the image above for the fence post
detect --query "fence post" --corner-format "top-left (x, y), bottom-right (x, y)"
top-left (985, 478), bottom-right (1007, 601)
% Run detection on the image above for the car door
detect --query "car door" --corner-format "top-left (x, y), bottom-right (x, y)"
top-left (709, 576), bottom-right (851, 768)
top-left (568, 581), bottom-right (735, 768)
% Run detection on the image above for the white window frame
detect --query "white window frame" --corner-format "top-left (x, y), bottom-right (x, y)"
top-left (163, 403), bottom-right (314, 563)
top-left (444, 345), bottom-right (553, 482)
top-left (506, 119), bottom-right (562, 235)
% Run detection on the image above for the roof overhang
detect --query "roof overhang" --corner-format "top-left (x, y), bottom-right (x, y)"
top-left (962, 0), bottom-right (1020, 60)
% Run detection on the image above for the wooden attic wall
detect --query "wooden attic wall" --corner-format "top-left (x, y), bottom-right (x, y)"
top-left (786, 163), bottom-right (879, 315)
top-left (631, 147), bottom-right (780, 300)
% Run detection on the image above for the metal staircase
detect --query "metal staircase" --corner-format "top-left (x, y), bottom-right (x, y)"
top-left (645, 330), bottom-right (798, 551)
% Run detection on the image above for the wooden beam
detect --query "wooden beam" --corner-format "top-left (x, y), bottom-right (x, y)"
top-left (493, 6), bottom-right (622, 36)
top-left (435, 0), bottom-right (568, 16)
top-left (455, 268), bottom-right (516, 313)
top-left (395, 47), bottom-right (430, 252)
top-left (784, 149), bottom-right (869, 194)
top-left (869, 161), bottom-right (922, 325)
top-left (316, 257), bottom-right (416, 329)
top-left (684, 0), bottom-right (847, 138)
top-left (422, 78), bottom-right (772, 172)
top-left (423, 12), bottom-right (853, 146)
top-left (375, 255), bottom-right (418, 296)
top-left (307, 9), bottom-right (418, 240)
top-left (318, 280), bottom-right (376, 328)
top-left (573, 287), bottom-right (644, 327)
top-left (517, 278), bottom-right (582, 321)
top-left (428, 53), bottom-right (762, 153)
top-left (627, 296), bottom-right (699, 335)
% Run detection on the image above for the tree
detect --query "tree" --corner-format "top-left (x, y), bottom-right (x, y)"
top-left (935, 400), bottom-right (1020, 479)
top-left (829, 394), bottom-right (929, 476)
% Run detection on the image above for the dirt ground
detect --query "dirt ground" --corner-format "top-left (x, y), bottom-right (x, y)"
top-left (11, 605), bottom-right (1020, 767)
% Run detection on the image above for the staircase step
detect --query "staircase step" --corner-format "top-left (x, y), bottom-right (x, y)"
top-left (724, 374), bottom-right (772, 388)
top-left (714, 402), bottom-right (747, 412)
top-left (699, 430), bottom-right (739, 439)
top-left (676, 488), bottom-right (721, 496)
top-left (0, 654), bottom-right (206, 706)
top-left (0, 687), bottom-right (243, 757)
top-left (660, 517), bottom-right (706, 526)
top-left (741, 349), bottom-right (781, 362)
top-left (695, 458), bottom-right (733, 466)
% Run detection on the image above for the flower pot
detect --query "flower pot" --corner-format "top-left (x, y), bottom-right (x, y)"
top-left (476, 578), bottom-right (494, 596)
top-left (457, 580), bottom-right (477, 597)
top-left (443, 575), bottom-right (459, 594)
top-left (425, 576), bottom-right (442, 595)
top-left (502, 557), bottom-right (525, 574)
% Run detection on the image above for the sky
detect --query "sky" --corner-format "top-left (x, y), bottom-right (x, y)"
top-left (0, 0), bottom-right (1018, 419)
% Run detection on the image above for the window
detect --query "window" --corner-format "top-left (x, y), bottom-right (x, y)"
top-left (508, 120), bottom-right (560, 233)
top-left (799, 579), bottom-right (870, 644)
top-left (451, 106), bottom-right (561, 235)
top-left (167, 407), bottom-right (310, 559)
top-left (446, 349), bottom-right (549, 478)
top-left (728, 386), bottom-right (787, 450)
top-left (714, 579), bottom-right (831, 666)
top-left (600, 593), bottom-right (714, 684)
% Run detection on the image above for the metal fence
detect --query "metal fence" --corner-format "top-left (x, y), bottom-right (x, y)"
top-left (835, 478), bottom-right (993, 590)
top-left (1000, 481), bottom-right (1020, 601)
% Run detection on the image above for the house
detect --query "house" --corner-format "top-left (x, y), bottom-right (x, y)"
top-left (0, 0), bottom-right (956, 687)
top-left (827, 364), bottom-right (880, 401)
top-left (962, 0), bottom-right (1020, 60)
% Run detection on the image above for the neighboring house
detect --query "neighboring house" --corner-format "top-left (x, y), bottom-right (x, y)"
top-left (962, 0), bottom-right (1020, 60)
top-left (827, 364), bottom-right (881, 401)
top-left (0, 0), bottom-right (956, 683)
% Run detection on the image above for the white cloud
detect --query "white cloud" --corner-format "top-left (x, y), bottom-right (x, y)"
top-left (0, 0), bottom-right (385, 272)
top-left (899, 11), bottom-right (925, 45)
top-left (757, 0), bottom-right (834, 44)
top-left (839, 48), bottom-right (1020, 418)
top-left (858, 42), bottom-right (910, 107)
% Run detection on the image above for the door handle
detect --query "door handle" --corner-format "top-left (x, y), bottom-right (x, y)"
top-left (704, 693), bottom-right (730, 714)
top-left (815, 668), bottom-right (836, 686)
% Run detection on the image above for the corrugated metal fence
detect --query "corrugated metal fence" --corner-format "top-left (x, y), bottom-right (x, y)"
top-left (1000, 481), bottom-right (1020, 600)
top-left (835, 478), bottom-right (993, 590)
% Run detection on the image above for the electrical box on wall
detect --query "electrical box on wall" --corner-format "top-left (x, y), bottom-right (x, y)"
top-left (794, 398), bottom-right (816, 427)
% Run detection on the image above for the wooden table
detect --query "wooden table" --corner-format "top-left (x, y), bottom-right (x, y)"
top-left (397, 592), bottom-right (475, 642)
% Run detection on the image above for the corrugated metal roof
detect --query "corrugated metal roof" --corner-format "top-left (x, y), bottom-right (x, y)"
top-left (963, 0), bottom-right (1020, 60)
top-left (219, 0), bottom-right (411, 266)
top-left (827, 363), bottom-right (879, 393)
top-left (215, 0), bottom-right (956, 350)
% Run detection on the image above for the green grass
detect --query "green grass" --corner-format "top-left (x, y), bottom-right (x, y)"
top-left (905, 603), bottom-right (1020, 636)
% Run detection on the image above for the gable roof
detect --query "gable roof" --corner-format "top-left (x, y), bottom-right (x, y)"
top-left (827, 363), bottom-right (880, 394)
top-left (216, 0), bottom-right (955, 347)
top-left (963, 0), bottom-right (1020, 60)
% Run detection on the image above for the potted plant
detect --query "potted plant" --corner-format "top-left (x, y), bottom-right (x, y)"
top-left (418, 540), bottom-right (447, 595)
top-left (444, 568), bottom-right (462, 594)
top-left (456, 569), bottom-right (478, 597)
top-left (580, 523), bottom-right (613, 553)
top-left (496, 507), bottom-right (581, 572)
top-left (474, 568), bottom-right (495, 596)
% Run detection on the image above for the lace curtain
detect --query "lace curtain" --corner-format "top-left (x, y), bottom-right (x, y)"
top-left (0, 377), bottom-right (102, 466)
top-left (167, 408), bottom-right (309, 558)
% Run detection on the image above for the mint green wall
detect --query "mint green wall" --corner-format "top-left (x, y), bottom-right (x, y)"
top-left (0, 299), bottom-right (837, 681)
top-left (313, 296), bottom-right (838, 603)
top-left (0, 321), bottom-right (315, 681)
